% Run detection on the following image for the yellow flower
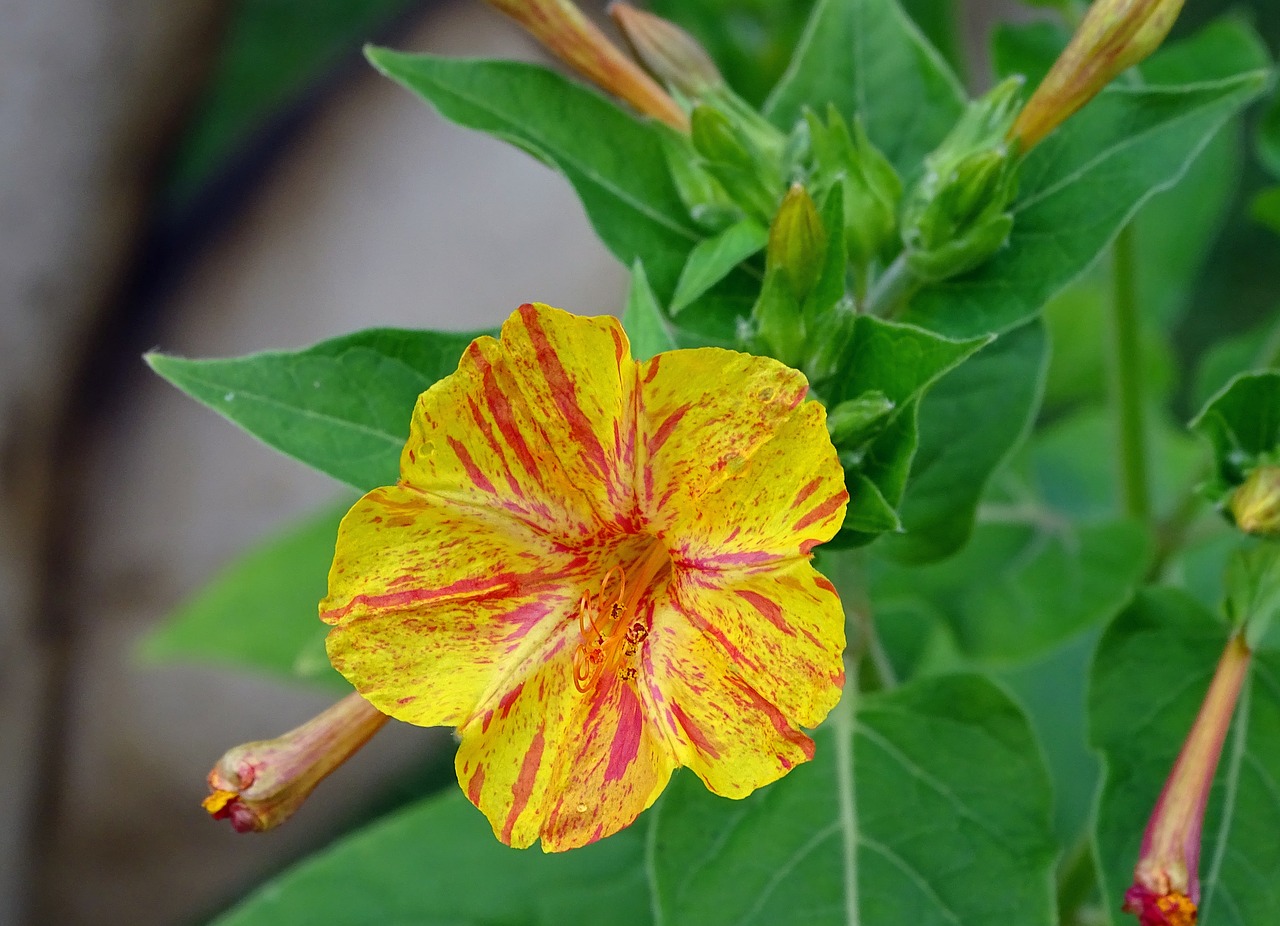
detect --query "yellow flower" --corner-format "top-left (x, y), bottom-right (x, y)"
top-left (321, 303), bottom-right (848, 851)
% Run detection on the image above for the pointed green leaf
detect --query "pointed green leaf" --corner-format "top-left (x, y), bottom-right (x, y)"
top-left (367, 48), bottom-right (701, 303)
top-left (844, 473), bottom-right (903, 533)
top-left (826, 315), bottom-right (989, 407)
top-left (623, 260), bottom-right (678, 361)
top-left (649, 674), bottom-right (1057, 925)
top-left (826, 318), bottom-right (985, 547)
top-left (1091, 589), bottom-right (1280, 925)
top-left (147, 327), bottom-right (485, 490)
top-left (215, 790), bottom-right (650, 926)
top-left (883, 319), bottom-right (1048, 563)
top-left (764, 0), bottom-right (966, 179)
top-left (873, 518), bottom-right (1151, 662)
top-left (905, 25), bottom-right (1271, 338)
top-left (142, 504), bottom-right (347, 687)
top-left (1191, 371), bottom-right (1280, 495)
top-left (670, 219), bottom-right (767, 314)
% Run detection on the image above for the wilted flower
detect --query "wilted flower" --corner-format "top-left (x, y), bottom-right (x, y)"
top-left (321, 303), bottom-right (848, 851)
top-left (203, 693), bottom-right (389, 833)
top-left (1123, 633), bottom-right (1251, 925)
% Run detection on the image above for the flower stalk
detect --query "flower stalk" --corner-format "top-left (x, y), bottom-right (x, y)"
top-left (203, 692), bottom-right (389, 833)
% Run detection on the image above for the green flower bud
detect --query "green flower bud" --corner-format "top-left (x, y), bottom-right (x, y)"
top-left (826, 391), bottom-right (896, 448)
top-left (901, 77), bottom-right (1023, 282)
top-left (767, 183), bottom-right (828, 304)
top-left (690, 104), bottom-right (782, 224)
top-left (805, 106), bottom-right (902, 271)
top-left (1230, 465), bottom-right (1280, 537)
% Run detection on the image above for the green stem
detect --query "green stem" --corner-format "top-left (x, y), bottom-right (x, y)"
top-left (1107, 224), bottom-right (1151, 522)
top-left (863, 253), bottom-right (920, 319)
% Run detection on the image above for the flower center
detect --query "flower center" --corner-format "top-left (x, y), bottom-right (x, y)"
top-left (571, 540), bottom-right (669, 693)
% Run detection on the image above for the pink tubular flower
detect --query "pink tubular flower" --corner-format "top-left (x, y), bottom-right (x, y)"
top-left (1123, 633), bottom-right (1252, 925)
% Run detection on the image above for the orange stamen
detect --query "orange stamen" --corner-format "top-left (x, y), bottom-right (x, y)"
top-left (571, 544), bottom-right (666, 693)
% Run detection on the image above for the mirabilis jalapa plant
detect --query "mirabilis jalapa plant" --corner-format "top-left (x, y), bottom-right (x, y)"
top-left (145, 0), bottom-right (1280, 922)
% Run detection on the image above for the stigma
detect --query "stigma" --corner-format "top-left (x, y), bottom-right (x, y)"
top-left (571, 543), bottom-right (668, 692)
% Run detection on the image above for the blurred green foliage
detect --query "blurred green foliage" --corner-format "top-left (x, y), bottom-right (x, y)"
top-left (166, 0), bottom-right (417, 202)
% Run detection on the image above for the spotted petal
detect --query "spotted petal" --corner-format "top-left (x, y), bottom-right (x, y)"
top-left (456, 653), bottom-right (677, 851)
top-left (659, 398), bottom-right (848, 568)
top-left (321, 485), bottom-right (591, 727)
top-left (641, 560), bottom-right (845, 797)
top-left (398, 304), bottom-right (635, 542)
top-left (635, 348), bottom-right (811, 527)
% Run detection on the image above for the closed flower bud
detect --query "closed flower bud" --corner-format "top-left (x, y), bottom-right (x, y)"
top-left (901, 77), bottom-right (1023, 282)
top-left (482, 0), bottom-right (686, 129)
top-left (1229, 465), bottom-right (1280, 537)
top-left (608, 2), bottom-right (723, 98)
top-left (767, 183), bottom-right (828, 305)
top-left (1012, 0), bottom-right (1185, 150)
top-left (203, 693), bottom-right (388, 833)
top-left (690, 104), bottom-right (783, 224)
top-left (1123, 633), bottom-right (1251, 926)
top-left (805, 107), bottom-right (902, 272)
top-left (826, 392), bottom-right (896, 448)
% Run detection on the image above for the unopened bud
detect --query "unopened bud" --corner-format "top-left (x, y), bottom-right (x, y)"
top-left (1229, 465), bottom-right (1280, 537)
top-left (609, 3), bottom-right (723, 98)
top-left (805, 107), bottom-right (901, 270)
top-left (483, 0), bottom-right (687, 130)
top-left (690, 104), bottom-right (782, 224)
top-left (767, 183), bottom-right (827, 304)
top-left (902, 77), bottom-right (1023, 282)
top-left (826, 392), bottom-right (895, 447)
top-left (203, 693), bottom-right (389, 833)
top-left (1012, 0), bottom-right (1185, 150)
top-left (1123, 633), bottom-right (1250, 925)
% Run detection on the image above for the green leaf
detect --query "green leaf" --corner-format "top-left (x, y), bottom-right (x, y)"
top-left (623, 260), bottom-right (679, 361)
top-left (1260, 87), bottom-right (1280, 178)
top-left (1091, 589), bottom-right (1280, 924)
top-left (1190, 371), bottom-right (1280, 492)
top-left (1192, 316), bottom-right (1280, 411)
top-left (649, 674), bottom-right (1057, 925)
top-left (844, 473), bottom-right (903, 533)
top-left (147, 327), bottom-right (483, 490)
top-left (671, 219), bottom-right (767, 314)
top-left (1251, 185), bottom-right (1280, 235)
top-left (898, 0), bottom-right (962, 76)
top-left (872, 518), bottom-right (1151, 663)
top-left (764, 0), bottom-right (966, 180)
top-left (882, 319), bottom-right (1048, 563)
top-left (826, 316), bottom-right (987, 546)
top-left (367, 49), bottom-right (701, 303)
top-left (142, 504), bottom-right (348, 687)
top-left (904, 26), bottom-right (1271, 338)
top-left (826, 315), bottom-right (989, 408)
top-left (991, 20), bottom-right (1065, 85)
top-left (216, 789), bottom-right (650, 926)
